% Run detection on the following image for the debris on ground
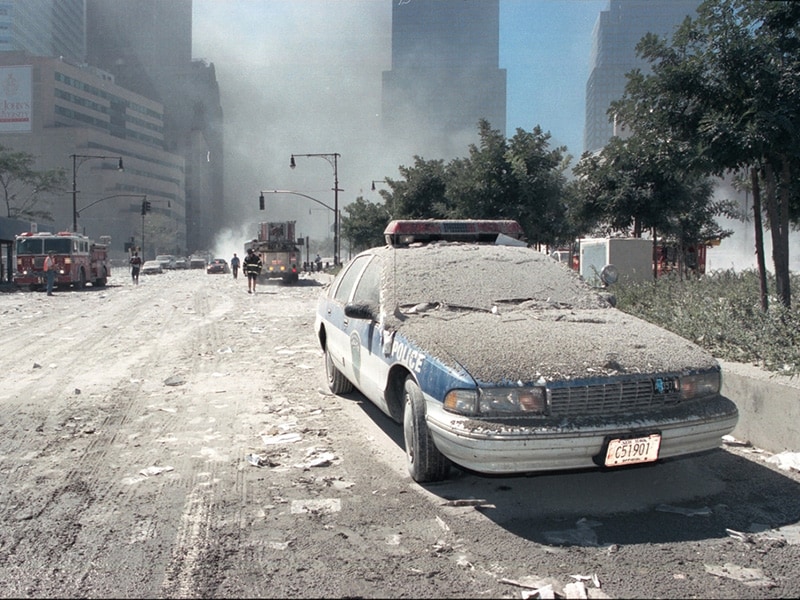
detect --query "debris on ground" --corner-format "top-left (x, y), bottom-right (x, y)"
top-left (704, 563), bottom-right (776, 588)
top-left (655, 504), bottom-right (712, 517)
top-left (139, 465), bottom-right (174, 477)
top-left (261, 432), bottom-right (302, 445)
top-left (765, 451), bottom-right (800, 472)
top-left (290, 498), bottom-right (341, 515)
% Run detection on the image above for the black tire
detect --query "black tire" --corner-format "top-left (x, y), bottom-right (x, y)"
top-left (403, 376), bottom-right (450, 483)
top-left (324, 347), bottom-right (353, 394)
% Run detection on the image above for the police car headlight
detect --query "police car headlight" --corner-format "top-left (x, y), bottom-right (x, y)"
top-left (680, 371), bottom-right (720, 400)
top-left (444, 387), bottom-right (547, 416)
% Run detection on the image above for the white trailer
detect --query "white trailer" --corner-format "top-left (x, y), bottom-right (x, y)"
top-left (579, 237), bottom-right (653, 286)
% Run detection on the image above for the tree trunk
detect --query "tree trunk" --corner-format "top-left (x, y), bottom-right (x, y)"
top-left (763, 162), bottom-right (791, 308)
top-left (750, 167), bottom-right (768, 312)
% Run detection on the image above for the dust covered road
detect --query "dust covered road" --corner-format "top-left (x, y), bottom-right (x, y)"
top-left (1, 269), bottom-right (799, 599)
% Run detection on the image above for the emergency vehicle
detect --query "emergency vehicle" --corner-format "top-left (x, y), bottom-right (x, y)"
top-left (314, 219), bottom-right (737, 483)
top-left (14, 231), bottom-right (111, 291)
top-left (244, 221), bottom-right (301, 284)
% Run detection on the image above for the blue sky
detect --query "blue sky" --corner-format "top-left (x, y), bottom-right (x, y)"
top-left (192, 0), bottom-right (609, 240)
top-left (501, 0), bottom-right (607, 154)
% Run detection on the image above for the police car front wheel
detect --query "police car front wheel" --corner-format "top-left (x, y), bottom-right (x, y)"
top-left (403, 377), bottom-right (450, 483)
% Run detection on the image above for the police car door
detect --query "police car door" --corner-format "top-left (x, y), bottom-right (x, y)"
top-left (345, 255), bottom-right (387, 408)
top-left (325, 254), bottom-right (373, 386)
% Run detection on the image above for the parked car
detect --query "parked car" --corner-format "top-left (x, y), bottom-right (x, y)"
top-left (155, 254), bottom-right (177, 270)
top-left (141, 260), bottom-right (163, 275)
top-left (189, 255), bottom-right (207, 269)
top-left (174, 257), bottom-right (188, 269)
top-left (206, 258), bottom-right (230, 274)
top-left (314, 220), bottom-right (739, 483)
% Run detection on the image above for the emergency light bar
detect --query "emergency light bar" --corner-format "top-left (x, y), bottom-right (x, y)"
top-left (384, 219), bottom-right (525, 246)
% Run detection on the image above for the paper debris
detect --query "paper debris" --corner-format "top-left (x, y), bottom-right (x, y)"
top-left (139, 465), bottom-right (174, 477)
top-left (704, 563), bottom-right (776, 588)
top-left (655, 504), bottom-right (712, 517)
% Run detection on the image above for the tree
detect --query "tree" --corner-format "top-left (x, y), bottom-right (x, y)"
top-left (0, 145), bottom-right (66, 221)
top-left (340, 196), bottom-right (391, 253)
top-left (611, 0), bottom-right (800, 307)
top-left (571, 133), bottom-right (734, 278)
top-left (381, 156), bottom-right (449, 219)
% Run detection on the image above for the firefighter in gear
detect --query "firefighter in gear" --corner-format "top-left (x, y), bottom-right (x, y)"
top-left (243, 248), bottom-right (262, 294)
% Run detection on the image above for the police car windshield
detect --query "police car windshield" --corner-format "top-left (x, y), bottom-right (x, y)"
top-left (389, 243), bottom-right (608, 312)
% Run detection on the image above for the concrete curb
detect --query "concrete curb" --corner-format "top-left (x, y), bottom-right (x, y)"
top-left (721, 360), bottom-right (800, 453)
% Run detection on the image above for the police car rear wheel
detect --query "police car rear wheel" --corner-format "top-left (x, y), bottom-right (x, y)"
top-left (403, 377), bottom-right (450, 483)
top-left (324, 348), bottom-right (353, 394)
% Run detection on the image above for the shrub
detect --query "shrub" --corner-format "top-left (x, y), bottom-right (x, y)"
top-left (613, 270), bottom-right (800, 376)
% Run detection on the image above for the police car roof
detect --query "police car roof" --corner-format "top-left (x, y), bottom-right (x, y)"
top-left (383, 219), bottom-right (525, 247)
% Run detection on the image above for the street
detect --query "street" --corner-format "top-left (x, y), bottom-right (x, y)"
top-left (0, 269), bottom-right (799, 599)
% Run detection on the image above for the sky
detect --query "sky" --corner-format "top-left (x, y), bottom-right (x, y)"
top-left (191, 0), bottom-right (800, 270)
top-left (191, 0), bottom-right (608, 248)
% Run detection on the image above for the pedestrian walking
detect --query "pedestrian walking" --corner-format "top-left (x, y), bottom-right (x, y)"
top-left (243, 247), bottom-right (262, 294)
top-left (43, 250), bottom-right (56, 296)
top-left (230, 253), bottom-right (240, 279)
top-left (130, 252), bottom-right (142, 285)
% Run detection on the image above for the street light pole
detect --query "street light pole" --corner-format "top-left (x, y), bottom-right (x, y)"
top-left (289, 153), bottom-right (341, 265)
top-left (71, 154), bottom-right (124, 232)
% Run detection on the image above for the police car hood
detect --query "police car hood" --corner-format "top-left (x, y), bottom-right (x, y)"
top-left (379, 243), bottom-right (717, 382)
top-left (396, 308), bottom-right (717, 383)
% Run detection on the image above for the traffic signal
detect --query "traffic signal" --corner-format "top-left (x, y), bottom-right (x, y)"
top-left (141, 199), bottom-right (151, 215)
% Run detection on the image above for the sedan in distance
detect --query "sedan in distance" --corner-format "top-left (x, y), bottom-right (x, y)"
top-left (206, 258), bottom-right (230, 274)
top-left (140, 260), bottom-right (163, 275)
top-left (314, 220), bottom-right (739, 483)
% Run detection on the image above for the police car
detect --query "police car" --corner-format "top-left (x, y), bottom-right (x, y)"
top-left (314, 220), bottom-right (738, 482)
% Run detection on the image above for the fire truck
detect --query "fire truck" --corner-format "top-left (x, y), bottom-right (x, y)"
top-left (14, 231), bottom-right (111, 291)
top-left (244, 221), bottom-right (302, 284)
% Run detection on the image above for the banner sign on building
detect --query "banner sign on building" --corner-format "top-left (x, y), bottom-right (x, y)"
top-left (0, 66), bottom-right (32, 133)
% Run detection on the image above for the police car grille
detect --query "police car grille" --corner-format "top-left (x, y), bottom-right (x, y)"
top-left (549, 380), bottom-right (681, 415)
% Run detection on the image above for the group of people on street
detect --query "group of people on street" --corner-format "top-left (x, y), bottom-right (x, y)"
top-left (125, 247), bottom-right (263, 293)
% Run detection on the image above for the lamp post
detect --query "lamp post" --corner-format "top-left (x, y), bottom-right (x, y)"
top-left (258, 190), bottom-right (338, 257)
top-left (370, 179), bottom-right (393, 217)
top-left (71, 154), bottom-right (124, 232)
top-left (289, 152), bottom-right (341, 265)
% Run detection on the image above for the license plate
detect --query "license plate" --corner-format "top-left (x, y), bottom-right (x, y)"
top-left (605, 434), bottom-right (661, 467)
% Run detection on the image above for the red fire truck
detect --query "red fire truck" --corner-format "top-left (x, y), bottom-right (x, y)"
top-left (14, 231), bottom-right (111, 291)
top-left (244, 221), bottom-right (302, 284)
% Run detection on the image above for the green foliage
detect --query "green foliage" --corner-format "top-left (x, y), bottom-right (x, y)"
top-left (340, 196), bottom-right (391, 252)
top-left (0, 144), bottom-right (66, 221)
top-left (369, 120), bottom-right (570, 247)
top-left (614, 270), bottom-right (800, 376)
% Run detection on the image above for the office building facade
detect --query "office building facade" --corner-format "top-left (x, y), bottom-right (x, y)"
top-left (86, 0), bottom-right (223, 254)
top-left (382, 0), bottom-right (506, 160)
top-left (0, 53), bottom-right (186, 259)
top-left (584, 0), bottom-right (702, 154)
top-left (0, 0), bottom-right (85, 63)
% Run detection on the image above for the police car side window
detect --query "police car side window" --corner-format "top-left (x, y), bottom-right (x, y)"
top-left (352, 258), bottom-right (380, 307)
top-left (333, 255), bottom-right (370, 303)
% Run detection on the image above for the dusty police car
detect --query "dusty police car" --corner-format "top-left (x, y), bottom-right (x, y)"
top-left (314, 220), bottom-right (738, 482)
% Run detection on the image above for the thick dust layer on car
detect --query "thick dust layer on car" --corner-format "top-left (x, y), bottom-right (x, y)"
top-left (379, 243), bottom-right (718, 382)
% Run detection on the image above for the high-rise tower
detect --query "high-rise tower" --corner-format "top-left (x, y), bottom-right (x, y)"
top-left (584, 0), bottom-right (701, 154)
top-left (0, 0), bottom-right (85, 62)
top-left (382, 0), bottom-right (506, 160)
top-left (85, 0), bottom-right (224, 253)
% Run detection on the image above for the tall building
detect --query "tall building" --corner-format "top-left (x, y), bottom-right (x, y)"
top-left (0, 0), bottom-right (85, 63)
top-left (584, 0), bottom-right (702, 154)
top-left (86, 0), bottom-right (224, 254)
top-left (0, 53), bottom-right (186, 258)
top-left (382, 0), bottom-right (506, 160)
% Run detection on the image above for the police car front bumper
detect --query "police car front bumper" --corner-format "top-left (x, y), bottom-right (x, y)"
top-left (424, 395), bottom-right (738, 475)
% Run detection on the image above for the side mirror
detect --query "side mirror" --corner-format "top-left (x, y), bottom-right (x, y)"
top-left (345, 302), bottom-right (378, 321)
